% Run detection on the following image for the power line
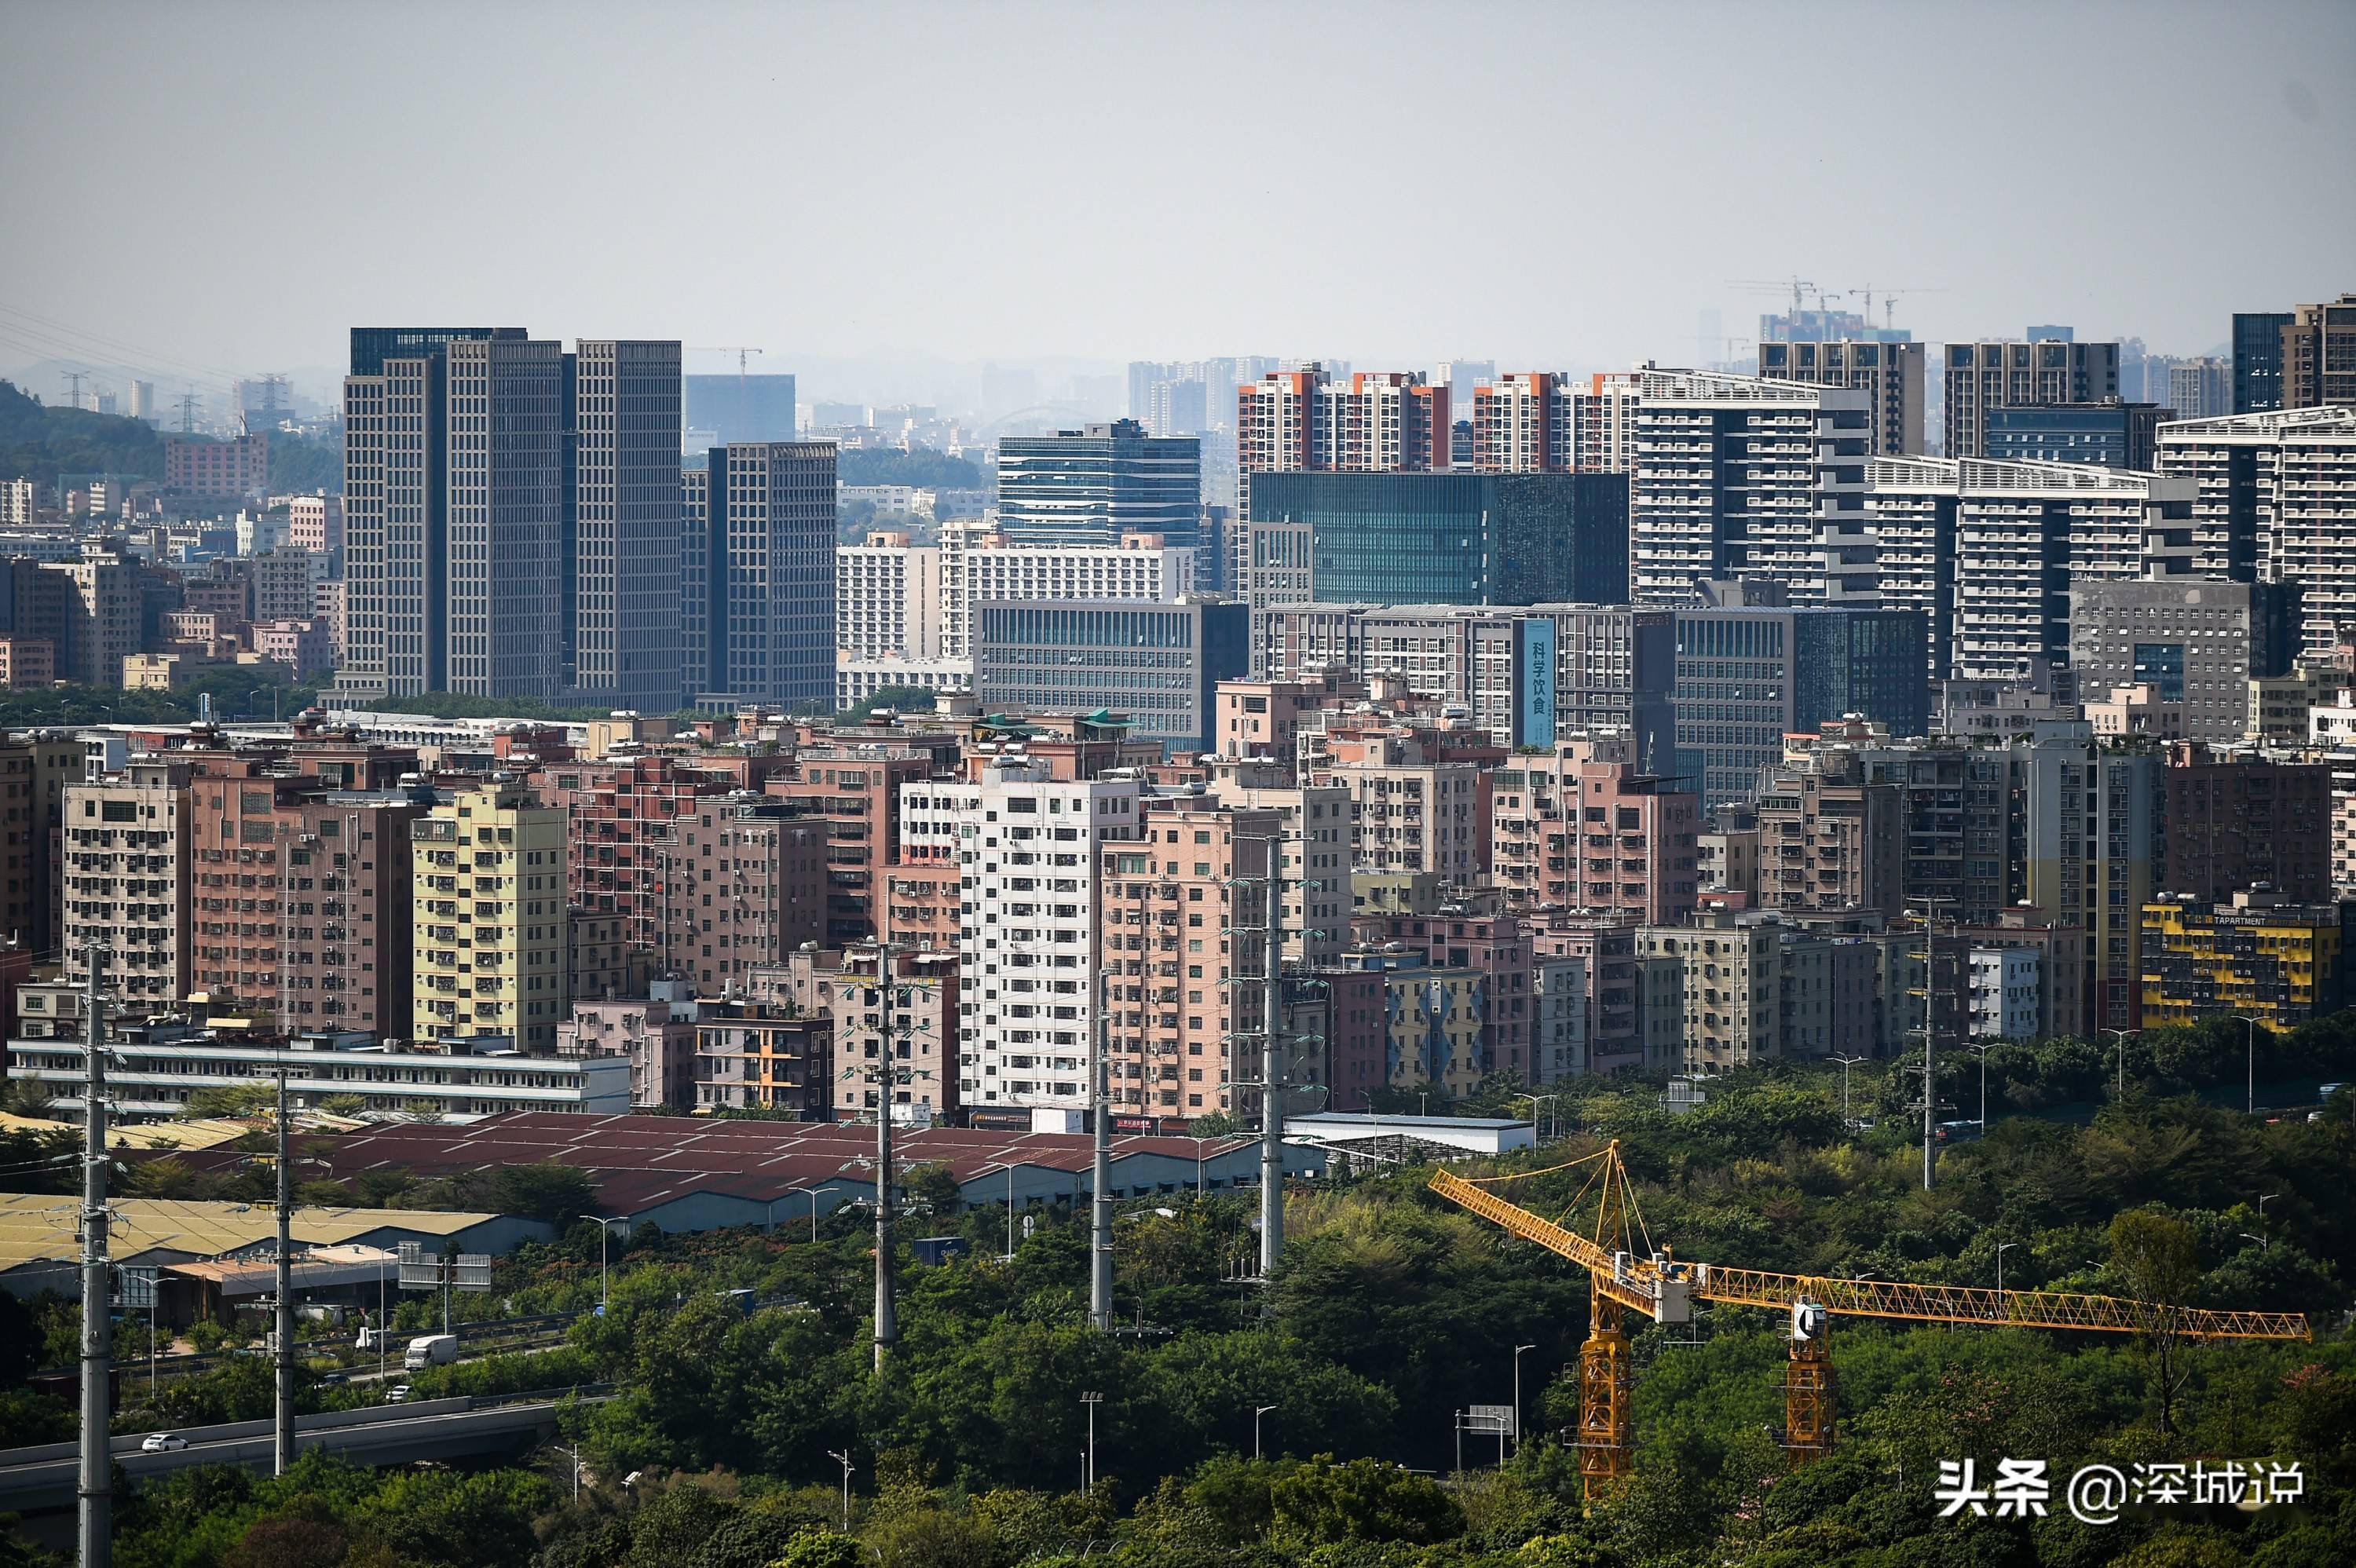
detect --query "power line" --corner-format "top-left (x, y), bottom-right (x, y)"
top-left (0, 300), bottom-right (246, 386)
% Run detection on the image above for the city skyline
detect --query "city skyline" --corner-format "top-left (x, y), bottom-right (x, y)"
top-left (2, 1), bottom-right (2350, 400)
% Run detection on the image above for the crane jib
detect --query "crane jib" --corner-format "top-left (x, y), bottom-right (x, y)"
top-left (1428, 1167), bottom-right (2309, 1343)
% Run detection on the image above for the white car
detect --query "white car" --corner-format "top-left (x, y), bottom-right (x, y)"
top-left (384, 1384), bottom-right (412, 1405)
top-left (140, 1433), bottom-right (189, 1453)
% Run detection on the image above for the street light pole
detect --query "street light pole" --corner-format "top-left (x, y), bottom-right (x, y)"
top-left (1255, 1403), bottom-right (1277, 1461)
top-left (2098, 1029), bottom-right (2138, 1102)
top-left (2229, 1015), bottom-right (2262, 1116)
top-left (1995, 1241), bottom-right (2018, 1295)
top-left (827, 1449), bottom-right (854, 1531)
top-left (1965, 1043), bottom-right (1993, 1129)
top-left (1829, 1053), bottom-right (1866, 1128)
top-left (1081, 1391), bottom-right (1103, 1489)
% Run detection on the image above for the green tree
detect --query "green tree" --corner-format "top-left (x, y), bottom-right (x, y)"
top-left (1268, 1455), bottom-right (1462, 1547)
top-left (771, 1532), bottom-right (862, 1568)
top-left (182, 1083), bottom-right (276, 1120)
top-left (488, 1163), bottom-right (602, 1226)
top-left (902, 1162), bottom-right (961, 1219)
top-left (2109, 1208), bottom-right (2204, 1436)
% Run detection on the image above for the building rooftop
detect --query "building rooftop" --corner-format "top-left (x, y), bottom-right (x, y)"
top-left (0, 1193), bottom-right (506, 1274)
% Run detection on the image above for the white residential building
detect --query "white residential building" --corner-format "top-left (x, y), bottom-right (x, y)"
top-left (1968, 946), bottom-right (2043, 1042)
top-left (896, 756), bottom-right (1143, 1119)
top-left (937, 522), bottom-right (1195, 660)
top-left (836, 531), bottom-right (942, 660)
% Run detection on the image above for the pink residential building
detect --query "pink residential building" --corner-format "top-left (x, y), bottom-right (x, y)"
top-left (254, 618), bottom-right (334, 682)
top-left (1491, 735), bottom-right (1699, 922)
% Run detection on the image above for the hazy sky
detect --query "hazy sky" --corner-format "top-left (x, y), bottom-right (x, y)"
top-left (2, 0), bottom-right (2351, 397)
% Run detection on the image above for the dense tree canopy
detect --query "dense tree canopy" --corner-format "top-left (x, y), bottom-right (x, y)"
top-left (7, 1032), bottom-right (2354, 1566)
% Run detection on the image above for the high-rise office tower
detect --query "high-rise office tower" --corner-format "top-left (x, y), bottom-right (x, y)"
top-left (994, 419), bottom-right (1200, 547)
top-left (444, 335), bottom-right (565, 700)
top-left (1941, 339), bottom-right (2122, 459)
top-left (2156, 407), bottom-right (2356, 657)
top-left (682, 372), bottom-right (796, 451)
top-left (1668, 605), bottom-right (1928, 810)
top-left (570, 340), bottom-right (683, 712)
top-left (2283, 293), bottom-right (2356, 409)
top-left (1627, 369), bottom-right (1871, 605)
top-left (342, 328), bottom-right (509, 700)
top-left (1471, 373), bottom-right (1578, 471)
top-left (338, 327), bottom-right (679, 704)
top-left (1757, 340), bottom-right (1926, 456)
top-left (1243, 470), bottom-right (1628, 607)
top-left (2232, 311), bottom-right (2295, 413)
top-left (2168, 358), bottom-right (2231, 421)
top-left (684, 441), bottom-right (836, 707)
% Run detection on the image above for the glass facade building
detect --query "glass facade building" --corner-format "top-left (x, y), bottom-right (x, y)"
top-left (1245, 470), bottom-right (1629, 607)
top-left (995, 419), bottom-right (1202, 547)
top-left (2232, 312), bottom-right (2293, 414)
top-left (1983, 402), bottom-right (2165, 470)
top-left (971, 599), bottom-right (1249, 751)
top-left (684, 373), bottom-right (798, 451)
top-left (1670, 607), bottom-right (1928, 810)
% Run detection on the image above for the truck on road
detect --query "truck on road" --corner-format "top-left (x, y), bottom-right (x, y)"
top-left (404, 1334), bottom-right (459, 1371)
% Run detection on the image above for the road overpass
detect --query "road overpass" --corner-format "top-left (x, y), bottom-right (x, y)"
top-left (0, 1387), bottom-right (609, 1514)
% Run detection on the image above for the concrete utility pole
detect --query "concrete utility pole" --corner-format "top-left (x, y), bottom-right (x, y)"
top-left (873, 1057), bottom-right (896, 1371)
top-left (1258, 838), bottom-right (1285, 1278)
top-left (872, 942), bottom-right (902, 1372)
top-left (78, 950), bottom-right (111, 1568)
top-left (273, 1065), bottom-right (294, 1474)
top-left (1088, 993), bottom-right (1114, 1332)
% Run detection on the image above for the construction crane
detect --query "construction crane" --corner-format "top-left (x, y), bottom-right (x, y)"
top-left (1430, 1144), bottom-right (2310, 1496)
top-left (1727, 278), bottom-right (1817, 318)
top-left (692, 345), bottom-right (766, 378)
top-left (1851, 285), bottom-right (1947, 332)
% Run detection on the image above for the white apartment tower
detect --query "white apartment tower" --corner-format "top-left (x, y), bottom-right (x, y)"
top-left (935, 524), bottom-right (1196, 660)
top-left (1628, 369), bottom-right (1872, 605)
top-left (836, 531), bottom-right (943, 661)
top-left (897, 758), bottom-right (1144, 1119)
top-left (2156, 406), bottom-right (2356, 658)
top-left (1869, 455), bottom-right (2193, 679)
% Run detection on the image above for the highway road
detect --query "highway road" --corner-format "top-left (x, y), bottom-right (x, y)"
top-left (0, 1389), bottom-right (610, 1514)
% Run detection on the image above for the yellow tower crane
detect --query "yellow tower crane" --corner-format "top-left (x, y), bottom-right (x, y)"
top-left (1430, 1144), bottom-right (2310, 1496)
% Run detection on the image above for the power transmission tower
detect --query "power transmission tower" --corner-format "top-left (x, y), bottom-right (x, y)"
top-left (176, 389), bottom-right (200, 433)
top-left (63, 371), bottom-right (87, 411)
top-left (78, 949), bottom-right (111, 1568)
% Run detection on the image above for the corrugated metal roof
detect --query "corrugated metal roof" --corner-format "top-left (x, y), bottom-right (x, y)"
top-left (119, 1112), bottom-right (1279, 1217)
top-left (0, 1193), bottom-right (505, 1271)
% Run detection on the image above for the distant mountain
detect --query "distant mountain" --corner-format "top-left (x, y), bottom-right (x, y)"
top-left (0, 379), bottom-right (164, 485)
